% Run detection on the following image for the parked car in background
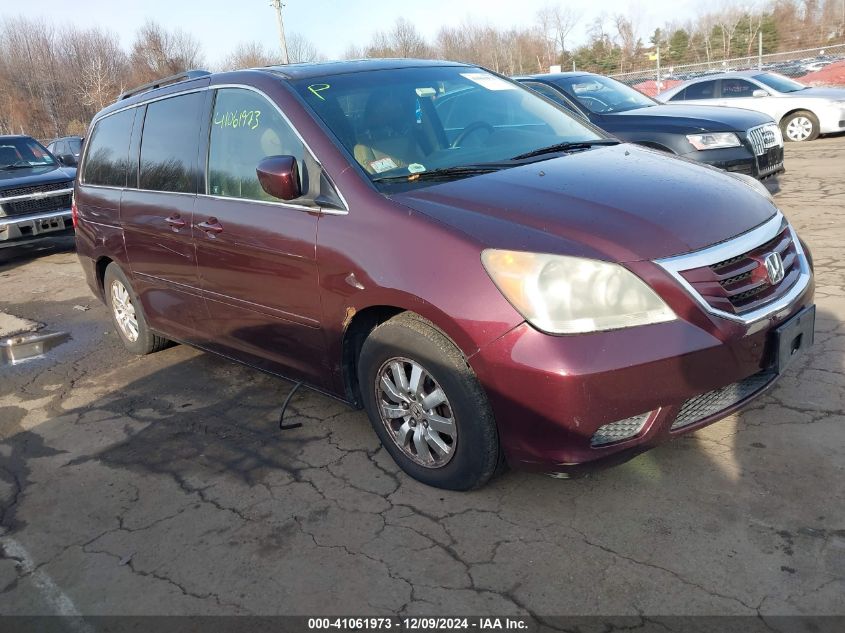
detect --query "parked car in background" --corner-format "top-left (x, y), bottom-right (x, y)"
top-left (657, 71), bottom-right (845, 142)
top-left (0, 135), bottom-right (76, 247)
top-left (76, 61), bottom-right (814, 490)
top-left (517, 72), bottom-right (784, 180)
top-left (46, 135), bottom-right (84, 166)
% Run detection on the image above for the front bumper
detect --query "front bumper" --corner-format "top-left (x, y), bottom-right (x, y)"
top-left (470, 245), bottom-right (814, 474)
top-left (817, 105), bottom-right (845, 134)
top-left (680, 143), bottom-right (784, 180)
top-left (0, 209), bottom-right (73, 246)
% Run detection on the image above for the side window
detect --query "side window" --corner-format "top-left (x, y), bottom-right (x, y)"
top-left (139, 92), bottom-right (204, 193)
top-left (721, 78), bottom-right (757, 98)
top-left (669, 88), bottom-right (686, 102)
top-left (207, 88), bottom-right (306, 202)
top-left (82, 109), bottom-right (135, 187)
top-left (684, 80), bottom-right (717, 100)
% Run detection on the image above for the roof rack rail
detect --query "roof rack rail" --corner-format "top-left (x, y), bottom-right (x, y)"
top-left (118, 70), bottom-right (211, 101)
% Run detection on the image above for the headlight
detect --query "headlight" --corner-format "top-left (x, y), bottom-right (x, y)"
top-left (481, 250), bottom-right (676, 334)
top-left (685, 132), bottom-right (741, 150)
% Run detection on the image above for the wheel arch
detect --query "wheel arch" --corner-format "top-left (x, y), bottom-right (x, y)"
top-left (95, 256), bottom-right (114, 299)
top-left (779, 107), bottom-right (816, 123)
top-left (339, 302), bottom-right (481, 407)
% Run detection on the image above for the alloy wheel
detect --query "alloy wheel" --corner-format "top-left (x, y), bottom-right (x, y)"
top-left (785, 116), bottom-right (813, 142)
top-left (375, 357), bottom-right (457, 468)
top-left (110, 280), bottom-right (139, 342)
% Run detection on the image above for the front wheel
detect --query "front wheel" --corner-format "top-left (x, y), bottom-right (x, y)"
top-left (358, 313), bottom-right (501, 490)
top-left (781, 110), bottom-right (819, 142)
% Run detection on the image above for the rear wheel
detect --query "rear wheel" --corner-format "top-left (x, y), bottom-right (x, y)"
top-left (781, 110), bottom-right (819, 142)
top-left (358, 313), bottom-right (500, 490)
top-left (104, 263), bottom-right (169, 355)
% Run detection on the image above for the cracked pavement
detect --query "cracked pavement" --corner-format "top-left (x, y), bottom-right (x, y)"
top-left (0, 138), bottom-right (843, 619)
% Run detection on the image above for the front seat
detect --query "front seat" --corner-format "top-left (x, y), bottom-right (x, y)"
top-left (354, 91), bottom-right (424, 174)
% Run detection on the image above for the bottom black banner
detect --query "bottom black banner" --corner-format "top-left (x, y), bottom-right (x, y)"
top-left (0, 616), bottom-right (844, 633)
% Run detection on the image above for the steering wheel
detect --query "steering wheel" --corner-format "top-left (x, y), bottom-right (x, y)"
top-left (451, 121), bottom-right (495, 148)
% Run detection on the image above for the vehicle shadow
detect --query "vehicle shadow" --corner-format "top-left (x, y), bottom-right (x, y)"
top-left (0, 235), bottom-right (76, 268)
top-left (0, 306), bottom-right (841, 617)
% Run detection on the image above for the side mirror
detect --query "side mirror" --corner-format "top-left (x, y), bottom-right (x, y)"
top-left (58, 154), bottom-right (77, 167)
top-left (752, 89), bottom-right (768, 98)
top-left (256, 155), bottom-right (301, 201)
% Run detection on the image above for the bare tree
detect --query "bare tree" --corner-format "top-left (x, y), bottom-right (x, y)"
top-left (287, 33), bottom-right (322, 63)
top-left (222, 41), bottom-right (283, 70)
top-left (537, 4), bottom-right (581, 68)
top-left (129, 20), bottom-right (205, 84)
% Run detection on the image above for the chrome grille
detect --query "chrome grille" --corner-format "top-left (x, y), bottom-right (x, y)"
top-left (0, 181), bottom-right (73, 217)
top-left (680, 224), bottom-right (800, 316)
top-left (747, 123), bottom-right (783, 156)
top-left (671, 370), bottom-right (777, 430)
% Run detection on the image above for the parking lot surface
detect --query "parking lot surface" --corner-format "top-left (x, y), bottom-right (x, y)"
top-left (1, 138), bottom-right (843, 620)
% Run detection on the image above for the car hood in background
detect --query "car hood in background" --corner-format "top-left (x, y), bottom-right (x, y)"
top-left (602, 103), bottom-right (773, 131)
top-left (0, 164), bottom-right (76, 188)
top-left (391, 144), bottom-right (777, 263)
top-left (789, 87), bottom-right (845, 100)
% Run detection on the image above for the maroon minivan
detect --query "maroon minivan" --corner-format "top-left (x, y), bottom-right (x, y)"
top-left (75, 60), bottom-right (815, 490)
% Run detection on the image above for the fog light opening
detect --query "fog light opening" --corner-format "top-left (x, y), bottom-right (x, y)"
top-left (591, 412), bottom-right (652, 447)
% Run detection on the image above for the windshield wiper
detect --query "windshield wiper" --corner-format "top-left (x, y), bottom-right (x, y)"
top-left (510, 139), bottom-right (619, 161)
top-left (0, 161), bottom-right (35, 170)
top-left (371, 163), bottom-right (511, 184)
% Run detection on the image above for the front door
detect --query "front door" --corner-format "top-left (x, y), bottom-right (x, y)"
top-left (194, 87), bottom-right (328, 386)
top-left (121, 90), bottom-right (209, 341)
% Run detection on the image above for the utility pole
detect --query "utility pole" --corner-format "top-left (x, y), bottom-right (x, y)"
top-left (656, 44), bottom-right (661, 91)
top-left (270, 0), bottom-right (290, 65)
top-left (758, 31), bottom-right (763, 70)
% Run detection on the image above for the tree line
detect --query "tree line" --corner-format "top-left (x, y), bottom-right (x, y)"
top-left (0, 18), bottom-right (319, 140)
top-left (2, 0), bottom-right (843, 140)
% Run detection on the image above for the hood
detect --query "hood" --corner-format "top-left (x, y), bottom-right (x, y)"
top-left (604, 103), bottom-right (773, 131)
top-left (0, 164), bottom-right (76, 188)
top-left (791, 86), bottom-right (845, 100)
top-left (391, 144), bottom-right (778, 263)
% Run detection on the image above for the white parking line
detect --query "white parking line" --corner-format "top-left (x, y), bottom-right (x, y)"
top-left (1, 537), bottom-right (95, 631)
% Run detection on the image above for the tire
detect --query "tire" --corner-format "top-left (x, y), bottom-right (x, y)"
top-left (357, 313), bottom-right (500, 490)
top-left (780, 110), bottom-right (819, 142)
top-left (103, 263), bottom-right (169, 355)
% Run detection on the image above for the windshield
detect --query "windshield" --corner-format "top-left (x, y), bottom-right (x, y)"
top-left (293, 66), bottom-right (604, 187)
top-left (0, 137), bottom-right (57, 169)
top-left (552, 75), bottom-right (655, 113)
top-left (752, 73), bottom-right (807, 93)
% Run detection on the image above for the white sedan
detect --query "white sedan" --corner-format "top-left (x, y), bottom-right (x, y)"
top-left (657, 71), bottom-right (845, 142)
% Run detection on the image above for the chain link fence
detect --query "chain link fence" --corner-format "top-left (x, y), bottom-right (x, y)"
top-left (609, 43), bottom-right (845, 96)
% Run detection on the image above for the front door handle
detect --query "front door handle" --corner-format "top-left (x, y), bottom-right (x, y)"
top-left (196, 219), bottom-right (224, 235)
top-left (164, 215), bottom-right (186, 230)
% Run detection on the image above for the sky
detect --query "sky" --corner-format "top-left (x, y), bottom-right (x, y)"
top-left (1, 0), bottom-right (703, 64)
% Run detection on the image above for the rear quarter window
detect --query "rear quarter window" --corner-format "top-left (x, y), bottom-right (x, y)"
top-left (82, 109), bottom-right (135, 187)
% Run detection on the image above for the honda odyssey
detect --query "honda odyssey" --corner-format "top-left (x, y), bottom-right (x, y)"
top-left (75, 60), bottom-right (815, 490)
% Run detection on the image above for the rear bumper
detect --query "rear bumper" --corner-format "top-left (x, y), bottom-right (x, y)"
top-left (470, 272), bottom-right (814, 474)
top-left (0, 209), bottom-right (73, 246)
